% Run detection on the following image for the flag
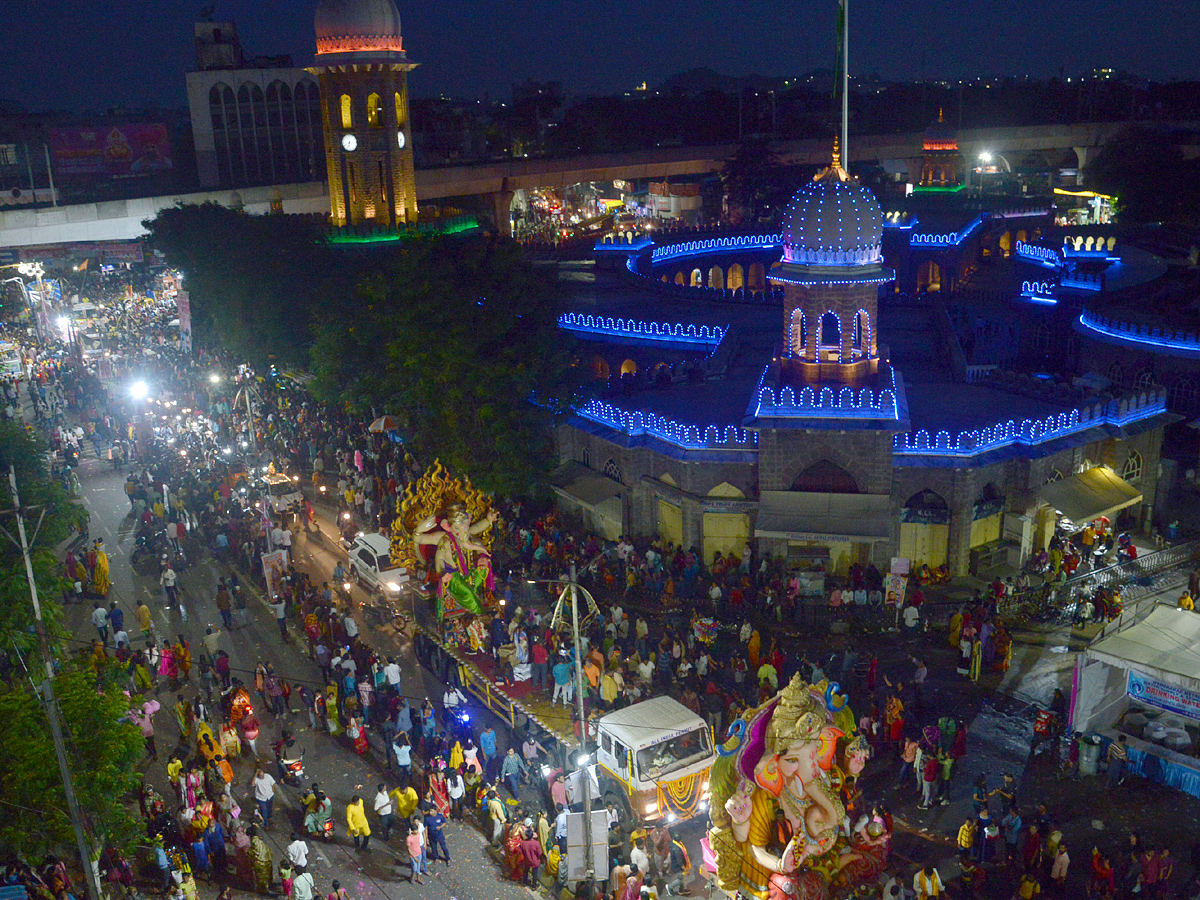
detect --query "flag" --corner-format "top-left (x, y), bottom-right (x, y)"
top-left (78, 258), bottom-right (88, 271)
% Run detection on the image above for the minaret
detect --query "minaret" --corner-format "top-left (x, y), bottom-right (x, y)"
top-left (309, 0), bottom-right (418, 228)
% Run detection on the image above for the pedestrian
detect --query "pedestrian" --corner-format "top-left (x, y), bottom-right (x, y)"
top-left (161, 566), bottom-right (178, 606)
top-left (1015, 870), bottom-right (1041, 899)
top-left (1002, 807), bottom-right (1023, 865)
top-left (424, 807), bottom-right (450, 865)
top-left (92, 601), bottom-right (109, 644)
top-left (252, 767), bottom-right (277, 827)
top-left (1106, 735), bottom-right (1128, 787)
top-left (346, 796), bottom-right (371, 851)
top-left (286, 834), bottom-right (309, 871)
top-left (326, 880), bottom-right (347, 900)
top-left (913, 864), bottom-right (944, 900)
top-left (291, 867), bottom-right (315, 900)
top-left (500, 746), bottom-right (525, 799)
top-left (271, 595), bottom-right (289, 640)
top-left (481, 724), bottom-right (499, 781)
top-left (920, 752), bottom-right (938, 809)
top-left (487, 789), bottom-right (507, 845)
top-left (405, 826), bottom-right (424, 884)
top-left (373, 783), bottom-right (394, 841)
top-left (519, 826), bottom-right (543, 886)
top-left (216, 579), bottom-right (233, 629)
top-left (1050, 842), bottom-right (1069, 890)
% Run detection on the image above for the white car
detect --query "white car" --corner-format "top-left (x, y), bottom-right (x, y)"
top-left (348, 533), bottom-right (409, 597)
top-left (259, 473), bottom-right (303, 514)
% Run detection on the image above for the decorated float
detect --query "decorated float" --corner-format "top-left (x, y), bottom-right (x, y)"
top-left (707, 674), bottom-right (889, 900)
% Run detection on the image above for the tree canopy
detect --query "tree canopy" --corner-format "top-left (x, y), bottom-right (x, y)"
top-left (310, 235), bottom-right (587, 497)
top-left (1086, 127), bottom-right (1200, 225)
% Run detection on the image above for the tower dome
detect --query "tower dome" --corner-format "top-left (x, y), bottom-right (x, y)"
top-left (780, 142), bottom-right (883, 268)
top-left (314, 0), bottom-right (404, 59)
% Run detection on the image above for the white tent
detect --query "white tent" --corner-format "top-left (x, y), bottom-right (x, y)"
top-left (1072, 605), bottom-right (1200, 733)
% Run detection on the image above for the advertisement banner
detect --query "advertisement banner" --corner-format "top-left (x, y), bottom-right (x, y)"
top-left (883, 573), bottom-right (908, 606)
top-left (49, 125), bottom-right (173, 180)
top-left (1127, 669), bottom-right (1200, 722)
top-left (176, 291), bottom-right (192, 354)
top-left (261, 550), bottom-right (288, 601)
top-left (102, 243), bottom-right (144, 264)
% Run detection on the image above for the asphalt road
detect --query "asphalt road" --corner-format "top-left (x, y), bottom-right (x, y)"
top-left (68, 449), bottom-right (538, 900)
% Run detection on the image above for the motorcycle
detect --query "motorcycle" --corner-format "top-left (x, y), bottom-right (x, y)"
top-left (302, 789), bottom-right (334, 841)
top-left (275, 734), bottom-right (304, 785)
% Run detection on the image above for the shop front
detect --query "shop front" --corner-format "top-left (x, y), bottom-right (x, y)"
top-left (1036, 464), bottom-right (1142, 541)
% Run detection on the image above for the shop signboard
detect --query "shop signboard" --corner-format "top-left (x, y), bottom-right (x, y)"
top-left (1127, 669), bottom-right (1200, 722)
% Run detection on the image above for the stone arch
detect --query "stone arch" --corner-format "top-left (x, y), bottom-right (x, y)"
top-left (709, 266), bottom-right (724, 290)
top-left (1033, 323), bottom-right (1052, 354)
top-left (818, 311), bottom-right (841, 350)
top-left (1170, 375), bottom-right (1198, 413)
top-left (917, 260), bottom-right (942, 291)
top-left (904, 489), bottom-right (949, 513)
top-left (394, 92), bottom-right (405, 126)
top-left (707, 482), bottom-right (746, 499)
top-left (591, 356), bottom-right (610, 381)
top-left (854, 309), bottom-right (871, 354)
top-left (620, 358), bottom-right (637, 376)
top-left (727, 264), bottom-right (745, 291)
top-left (998, 231), bottom-right (1012, 257)
top-left (791, 458), bottom-right (859, 494)
top-left (674, 271), bottom-right (685, 286)
top-left (366, 92), bottom-right (382, 127)
top-left (789, 309), bottom-right (807, 357)
top-left (339, 93), bottom-right (353, 129)
top-left (690, 268), bottom-right (704, 287)
top-left (660, 274), bottom-right (669, 283)
top-left (748, 262), bottom-right (765, 292)
top-left (1016, 229), bottom-right (1028, 243)
top-left (1123, 450), bottom-right (1144, 483)
top-left (1106, 361), bottom-right (1125, 387)
top-left (654, 362), bottom-right (672, 385)
top-left (1107, 236), bottom-right (1117, 251)
top-left (603, 458), bottom-right (624, 484)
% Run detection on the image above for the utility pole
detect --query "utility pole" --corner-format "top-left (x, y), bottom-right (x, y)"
top-left (568, 562), bottom-right (594, 883)
top-left (841, 0), bottom-right (849, 169)
top-left (7, 468), bottom-right (103, 900)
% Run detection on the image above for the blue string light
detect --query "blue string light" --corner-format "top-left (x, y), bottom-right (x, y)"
top-left (910, 215), bottom-right (985, 248)
top-left (557, 313), bottom-right (727, 346)
top-left (1078, 312), bottom-right (1200, 355)
top-left (575, 399), bottom-right (758, 450)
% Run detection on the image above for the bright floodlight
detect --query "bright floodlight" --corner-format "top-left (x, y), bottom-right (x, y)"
top-left (56, 316), bottom-right (69, 330)
top-left (130, 381), bottom-right (148, 400)
top-left (979, 151), bottom-right (993, 163)
top-left (209, 373), bottom-right (221, 384)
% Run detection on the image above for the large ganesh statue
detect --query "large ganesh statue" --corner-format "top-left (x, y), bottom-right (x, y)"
top-left (390, 460), bottom-right (500, 650)
top-left (707, 675), bottom-right (889, 900)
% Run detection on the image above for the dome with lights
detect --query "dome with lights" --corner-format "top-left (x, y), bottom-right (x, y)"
top-left (314, 0), bottom-right (404, 58)
top-left (780, 139), bottom-right (883, 268)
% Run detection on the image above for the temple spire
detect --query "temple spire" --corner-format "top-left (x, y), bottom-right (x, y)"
top-left (832, 135), bottom-right (842, 169)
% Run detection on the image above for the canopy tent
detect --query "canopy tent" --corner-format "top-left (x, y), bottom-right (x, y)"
top-left (1036, 465), bottom-right (1141, 525)
top-left (1072, 605), bottom-right (1200, 733)
top-left (755, 490), bottom-right (891, 543)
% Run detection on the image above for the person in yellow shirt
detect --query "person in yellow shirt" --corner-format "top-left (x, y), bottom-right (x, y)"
top-left (390, 784), bottom-right (419, 820)
top-left (1179, 591), bottom-right (1195, 611)
top-left (345, 796), bottom-right (371, 851)
top-left (957, 818), bottom-right (976, 853)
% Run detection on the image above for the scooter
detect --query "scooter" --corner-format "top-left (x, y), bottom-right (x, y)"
top-left (275, 735), bottom-right (304, 785)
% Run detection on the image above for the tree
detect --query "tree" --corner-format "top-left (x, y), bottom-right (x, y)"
top-left (310, 235), bottom-right (588, 497)
top-left (143, 204), bottom-right (348, 368)
top-left (0, 423), bottom-right (141, 859)
top-left (1086, 127), bottom-right (1200, 225)
top-left (720, 140), bottom-right (797, 227)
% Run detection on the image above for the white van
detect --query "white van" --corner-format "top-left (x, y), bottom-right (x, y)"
top-left (348, 532), bottom-right (409, 598)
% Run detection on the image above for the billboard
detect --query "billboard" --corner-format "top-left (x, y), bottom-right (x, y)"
top-left (49, 125), bottom-right (173, 180)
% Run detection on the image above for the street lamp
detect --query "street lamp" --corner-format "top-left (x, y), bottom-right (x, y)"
top-left (209, 373), bottom-right (221, 384)
top-left (977, 152), bottom-right (993, 194)
top-left (130, 381), bottom-right (148, 401)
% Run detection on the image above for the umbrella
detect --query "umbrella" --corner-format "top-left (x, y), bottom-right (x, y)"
top-left (368, 415), bottom-right (401, 433)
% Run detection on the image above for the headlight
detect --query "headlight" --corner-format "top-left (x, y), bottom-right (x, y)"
top-left (644, 801), bottom-right (658, 814)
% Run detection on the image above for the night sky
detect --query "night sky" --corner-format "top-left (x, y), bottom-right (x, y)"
top-left (1, 0), bottom-right (1197, 113)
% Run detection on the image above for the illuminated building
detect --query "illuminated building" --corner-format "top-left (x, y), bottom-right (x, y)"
top-left (309, 0), bottom-right (418, 228)
top-left (916, 109), bottom-right (963, 190)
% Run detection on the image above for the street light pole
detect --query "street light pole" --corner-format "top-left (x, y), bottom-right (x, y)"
top-left (567, 562), bottom-right (594, 882)
top-left (6, 468), bottom-right (104, 900)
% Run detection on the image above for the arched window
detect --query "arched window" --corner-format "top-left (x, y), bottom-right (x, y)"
top-left (366, 93), bottom-right (382, 127)
top-left (1033, 323), bottom-right (1052, 354)
top-left (1122, 450), bottom-right (1144, 484)
top-left (790, 309), bottom-right (806, 357)
top-left (1135, 369), bottom-right (1155, 390)
top-left (726, 264), bottom-right (744, 291)
top-left (603, 459), bottom-right (624, 484)
top-left (591, 356), bottom-right (610, 381)
top-left (582, 445), bottom-right (590, 468)
top-left (690, 268), bottom-right (704, 287)
top-left (1171, 376), bottom-right (1198, 413)
top-left (340, 94), bottom-right (353, 129)
top-left (791, 459), bottom-right (859, 494)
top-left (748, 262), bottom-right (765, 292)
top-left (708, 266), bottom-right (724, 290)
top-left (819, 312), bottom-right (840, 347)
top-left (674, 272), bottom-right (685, 285)
top-left (394, 92), bottom-right (405, 126)
top-left (620, 359), bottom-right (637, 376)
top-left (1106, 362), bottom-right (1125, 388)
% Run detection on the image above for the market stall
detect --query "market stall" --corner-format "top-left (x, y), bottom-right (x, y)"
top-left (1071, 604), bottom-right (1200, 796)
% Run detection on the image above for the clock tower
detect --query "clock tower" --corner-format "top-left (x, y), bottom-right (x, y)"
top-left (310, 0), bottom-right (418, 228)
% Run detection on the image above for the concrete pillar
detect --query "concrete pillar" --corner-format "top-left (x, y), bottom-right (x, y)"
top-left (1073, 147), bottom-right (1090, 184)
top-left (490, 190), bottom-right (514, 236)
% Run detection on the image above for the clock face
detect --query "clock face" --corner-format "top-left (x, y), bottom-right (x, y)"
top-left (341, 133), bottom-right (357, 152)
top-left (397, 130), bottom-right (406, 149)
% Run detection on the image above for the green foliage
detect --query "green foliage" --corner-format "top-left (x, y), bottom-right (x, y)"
top-left (0, 422), bottom-right (140, 857)
top-left (721, 140), bottom-right (797, 227)
top-left (1086, 127), bottom-right (1200, 225)
top-left (142, 204), bottom-right (348, 368)
top-left (0, 666), bottom-right (143, 856)
top-left (311, 235), bottom-right (588, 497)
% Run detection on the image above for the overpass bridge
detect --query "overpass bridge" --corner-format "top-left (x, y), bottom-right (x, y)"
top-left (0, 121), bottom-right (1171, 251)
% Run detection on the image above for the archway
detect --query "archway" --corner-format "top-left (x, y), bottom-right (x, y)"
top-left (620, 359), bottom-right (637, 376)
top-left (790, 310), bottom-right (807, 357)
top-left (970, 482), bottom-right (1004, 548)
top-left (1016, 229), bottom-right (1028, 244)
top-left (899, 489), bottom-right (950, 570)
top-left (748, 262), bottom-right (765, 292)
top-left (791, 459), bottom-right (859, 493)
top-left (690, 268), bottom-right (704, 287)
top-left (998, 231), bottom-right (1013, 257)
top-left (591, 356), bottom-right (610, 381)
top-left (854, 310), bottom-right (870, 355)
top-left (709, 266), bottom-right (724, 290)
top-left (917, 260), bottom-right (942, 292)
top-left (674, 272), bottom-right (685, 285)
top-left (818, 312), bottom-right (841, 355)
top-left (727, 264), bottom-right (745, 291)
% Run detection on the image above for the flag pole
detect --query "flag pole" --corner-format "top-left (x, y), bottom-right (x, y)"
top-left (841, 0), bottom-right (849, 170)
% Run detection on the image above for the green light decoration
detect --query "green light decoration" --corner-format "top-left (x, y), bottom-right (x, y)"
top-left (327, 216), bottom-right (481, 245)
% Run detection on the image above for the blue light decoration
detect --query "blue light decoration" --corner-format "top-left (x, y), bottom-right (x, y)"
top-left (768, 272), bottom-right (893, 286)
top-left (893, 389), bottom-right (1167, 459)
top-left (910, 214), bottom-right (985, 248)
top-left (1060, 273), bottom-right (1103, 292)
top-left (1015, 241), bottom-right (1062, 268)
top-left (575, 399), bottom-right (758, 450)
top-left (752, 364), bottom-right (900, 420)
top-left (650, 234), bottom-right (783, 265)
top-left (593, 236), bottom-right (653, 253)
top-left (1078, 311), bottom-right (1200, 356)
top-left (557, 313), bottom-right (727, 347)
top-left (1021, 280), bottom-right (1058, 303)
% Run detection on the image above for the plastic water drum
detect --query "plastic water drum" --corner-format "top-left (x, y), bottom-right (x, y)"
top-left (1079, 738), bottom-right (1102, 776)
top-left (1164, 728), bottom-right (1192, 752)
top-left (1145, 722), bottom-right (1168, 744)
